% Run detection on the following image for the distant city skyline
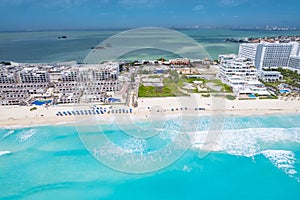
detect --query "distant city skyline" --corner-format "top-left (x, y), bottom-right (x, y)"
top-left (0, 0), bottom-right (300, 31)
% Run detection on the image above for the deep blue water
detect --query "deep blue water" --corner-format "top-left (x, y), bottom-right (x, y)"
top-left (0, 115), bottom-right (300, 199)
top-left (1, 29), bottom-right (300, 62)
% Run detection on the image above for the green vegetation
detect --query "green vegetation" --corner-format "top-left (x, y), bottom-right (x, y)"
top-left (163, 72), bottom-right (187, 96)
top-left (277, 68), bottom-right (300, 88)
top-left (30, 107), bottom-right (37, 111)
top-left (139, 70), bottom-right (150, 74)
top-left (224, 84), bottom-right (233, 93)
top-left (262, 68), bottom-right (300, 89)
top-left (138, 84), bottom-right (176, 97)
top-left (157, 58), bottom-right (166, 61)
top-left (186, 77), bottom-right (206, 83)
top-left (0, 61), bottom-right (11, 65)
top-left (201, 94), bottom-right (210, 98)
top-left (239, 98), bottom-right (256, 100)
top-left (226, 95), bottom-right (236, 100)
top-left (259, 95), bottom-right (278, 100)
top-left (131, 75), bottom-right (135, 82)
top-left (205, 79), bottom-right (233, 93)
top-left (263, 81), bottom-right (281, 88)
top-left (139, 70), bottom-right (190, 97)
top-left (260, 80), bottom-right (281, 95)
top-left (138, 70), bottom-right (236, 97)
top-left (207, 79), bottom-right (223, 85)
top-left (148, 75), bottom-right (161, 78)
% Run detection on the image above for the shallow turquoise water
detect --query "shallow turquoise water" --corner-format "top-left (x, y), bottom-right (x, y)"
top-left (0, 115), bottom-right (300, 199)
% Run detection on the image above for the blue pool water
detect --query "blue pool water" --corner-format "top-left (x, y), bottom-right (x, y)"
top-left (248, 94), bottom-right (257, 98)
top-left (280, 89), bottom-right (290, 93)
top-left (0, 115), bottom-right (300, 199)
top-left (32, 100), bottom-right (52, 106)
top-left (107, 98), bottom-right (121, 103)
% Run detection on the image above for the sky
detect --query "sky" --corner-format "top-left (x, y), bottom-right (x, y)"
top-left (0, 0), bottom-right (299, 31)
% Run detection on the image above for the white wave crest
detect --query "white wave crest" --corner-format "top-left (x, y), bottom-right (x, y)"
top-left (0, 151), bottom-right (12, 156)
top-left (121, 138), bottom-right (147, 154)
top-left (183, 165), bottom-right (192, 173)
top-left (261, 150), bottom-right (297, 176)
top-left (1, 130), bottom-right (15, 139)
top-left (192, 127), bottom-right (300, 157)
top-left (17, 129), bottom-right (37, 142)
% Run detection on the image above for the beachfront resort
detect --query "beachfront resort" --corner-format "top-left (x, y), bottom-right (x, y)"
top-left (0, 40), bottom-right (300, 122)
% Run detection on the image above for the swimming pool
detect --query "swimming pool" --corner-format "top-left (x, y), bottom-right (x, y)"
top-left (248, 94), bottom-right (257, 98)
top-left (279, 89), bottom-right (290, 93)
top-left (32, 100), bottom-right (52, 105)
top-left (108, 98), bottom-right (121, 102)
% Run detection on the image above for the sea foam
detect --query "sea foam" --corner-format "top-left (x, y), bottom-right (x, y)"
top-left (192, 127), bottom-right (300, 157)
top-left (192, 127), bottom-right (300, 179)
top-left (261, 150), bottom-right (297, 176)
top-left (17, 128), bottom-right (37, 142)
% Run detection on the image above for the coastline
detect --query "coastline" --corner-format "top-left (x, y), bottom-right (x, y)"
top-left (1, 94), bottom-right (300, 129)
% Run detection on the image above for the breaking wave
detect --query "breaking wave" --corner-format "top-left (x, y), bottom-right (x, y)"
top-left (192, 127), bottom-right (300, 179)
top-left (192, 127), bottom-right (300, 157)
top-left (0, 151), bottom-right (11, 156)
top-left (1, 130), bottom-right (15, 139)
top-left (261, 150), bottom-right (297, 176)
top-left (17, 128), bottom-right (38, 142)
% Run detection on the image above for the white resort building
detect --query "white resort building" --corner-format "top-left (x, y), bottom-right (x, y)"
top-left (288, 55), bottom-right (300, 73)
top-left (0, 62), bottom-right (123, 106)
top-left (238, 42), bottom-right (300, 81)
top-left (218, 54), bottom-right (270, 97)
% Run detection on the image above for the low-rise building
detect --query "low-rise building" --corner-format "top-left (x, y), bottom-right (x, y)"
top-left (259, 70), bottom-right (283, 82)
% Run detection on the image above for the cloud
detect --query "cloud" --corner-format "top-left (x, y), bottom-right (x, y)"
top-left (218, 0), bottom-right (248, 6)
top-left (193, 4), bottom-right (205, 11)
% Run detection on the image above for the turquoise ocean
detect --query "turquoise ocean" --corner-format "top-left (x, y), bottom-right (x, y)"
top-left (1, 29), bottom-right (300, 199)
top-left (0, 115), bottom-right (300, 199)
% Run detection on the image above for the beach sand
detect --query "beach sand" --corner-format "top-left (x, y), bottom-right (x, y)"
top-left (0, 94), bottom-right (299, 128)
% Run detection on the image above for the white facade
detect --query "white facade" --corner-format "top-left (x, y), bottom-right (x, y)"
top-left (238, 43), bottom-right (259, 61)
top-left (288, 55), bottom-right (300, 71)
top-left (238, 42), bottom-right (300, 81)
top-left (218, 55), bottom-right (269, 96)
top-left (259, 70), bottom-right (283, 82)
top-left (255, 42), bottom-right (293, 70)
top-left (239, 42), bottom-right (297, 71)
top-left (0, 71), bottom-right (16, 84)
top-left (0, 62), bottom-right (122, 106)
top-left (218, 55), bottom-right (257, 83)
top-left (218, 54), bottom-right (237, 65)
top-left (19, 69), bottom-right (50, 83)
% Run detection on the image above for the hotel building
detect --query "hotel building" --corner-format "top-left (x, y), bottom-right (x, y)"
top-left (288, 56), bottom-right (300, 73)
top-left (239, 42), bottom-right (300, 81)
top-left (0, 62), bottom-right (122, 106)
top-left (0, 68), bottom-right (16, 84)
top-left (218, 54), bottom-right (270, 96)
top-left (19, 68), bottom-right (50, 83)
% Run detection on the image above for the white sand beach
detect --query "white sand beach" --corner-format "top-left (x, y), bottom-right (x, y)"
top-left (0, 94), bottom-right (300, 128)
